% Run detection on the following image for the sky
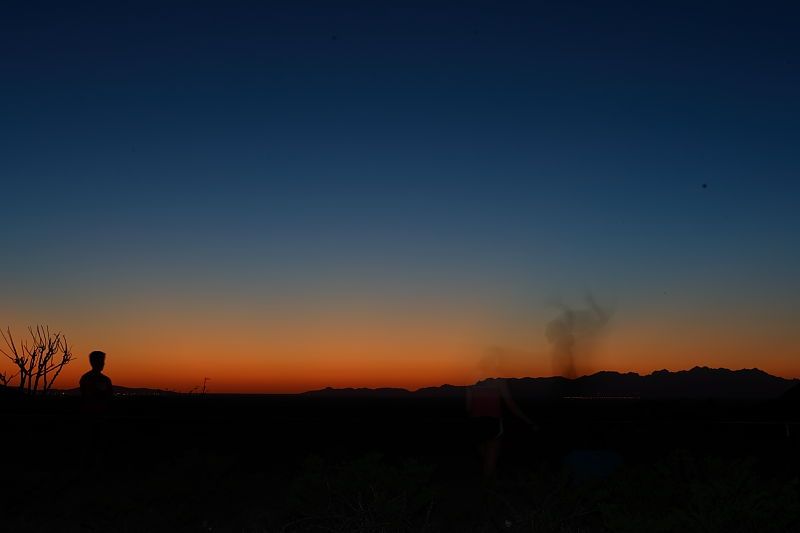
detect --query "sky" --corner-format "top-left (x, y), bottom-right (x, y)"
top-left (2, 1), bottom-right (799, 392)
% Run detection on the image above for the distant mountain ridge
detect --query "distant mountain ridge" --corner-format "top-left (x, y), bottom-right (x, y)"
top-left (54, 385), bottom-right (180, 396)
top-left (7, 367), bottom-right (794, 398)
top-left (305, 367), bottom-right (798, 399)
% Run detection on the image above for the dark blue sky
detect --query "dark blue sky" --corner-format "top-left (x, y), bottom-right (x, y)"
top-left (2, 1), bottom-right (799, 388)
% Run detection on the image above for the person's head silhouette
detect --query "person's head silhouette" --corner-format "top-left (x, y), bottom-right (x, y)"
top-left (89, 350), bottom-right (106, 372)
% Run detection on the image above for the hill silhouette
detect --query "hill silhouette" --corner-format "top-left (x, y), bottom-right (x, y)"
top-left (305, 367), bottom-right (797, 399)
top-left (5, 367), bottom-right (793, 399)
top-left (54, 385), bottom-right (180, 396)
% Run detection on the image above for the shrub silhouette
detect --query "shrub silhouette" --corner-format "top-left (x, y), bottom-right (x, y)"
top-left (487, 462), bottom-right (594, 532)
top-left (285, 453), bottom-right (436, 532)
top-left (597, 450), bottom-right (800, 533)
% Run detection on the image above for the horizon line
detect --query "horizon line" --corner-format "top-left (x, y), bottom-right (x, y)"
top-left (29, 365), bottom-right (796, 396)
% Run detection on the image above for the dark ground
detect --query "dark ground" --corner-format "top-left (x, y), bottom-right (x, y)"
top-left (1, 391), bottom-right (798, 532)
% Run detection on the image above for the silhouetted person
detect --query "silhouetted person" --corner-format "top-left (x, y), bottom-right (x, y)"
top-left (79, 350), bottom-right (113, 472)
top-left (80, 350), bottom-right (113, 414)
top-left (467, 349), bottom-right (537, 479)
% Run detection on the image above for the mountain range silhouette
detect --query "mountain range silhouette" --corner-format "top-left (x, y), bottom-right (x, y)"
top-left (306, 367), bottom-right (798, 399)
top-left (3, 366), bottom-right (792, 399)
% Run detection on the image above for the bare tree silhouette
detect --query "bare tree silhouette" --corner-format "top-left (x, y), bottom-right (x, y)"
top-left (1, 326), bottom-right (74, 395)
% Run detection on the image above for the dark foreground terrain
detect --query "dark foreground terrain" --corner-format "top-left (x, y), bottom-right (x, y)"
top-left (2, 389), bottom-right (799, 532)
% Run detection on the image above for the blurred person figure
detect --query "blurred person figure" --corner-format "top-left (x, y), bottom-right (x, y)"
top-left (546, 292), bottom-right (611, 384)
top-left (466, 347), bottom-right (537, 479)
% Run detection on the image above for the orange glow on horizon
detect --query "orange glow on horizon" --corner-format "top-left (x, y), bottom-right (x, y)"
top-left (4, 299), bottom-right (799, 393)
top-left (48, 334), bottom-right (800, 394)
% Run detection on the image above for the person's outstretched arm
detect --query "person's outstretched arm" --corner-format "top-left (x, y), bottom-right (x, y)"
top-left (499, 380), bottom-right (536, 427)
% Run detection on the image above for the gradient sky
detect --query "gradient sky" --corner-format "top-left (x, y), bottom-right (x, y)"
top-left (2, 1), bottom-right (799, 392)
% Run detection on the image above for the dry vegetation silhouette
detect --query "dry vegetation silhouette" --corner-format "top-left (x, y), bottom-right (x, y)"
top-left (1, 325), bottom-right (73, 395)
